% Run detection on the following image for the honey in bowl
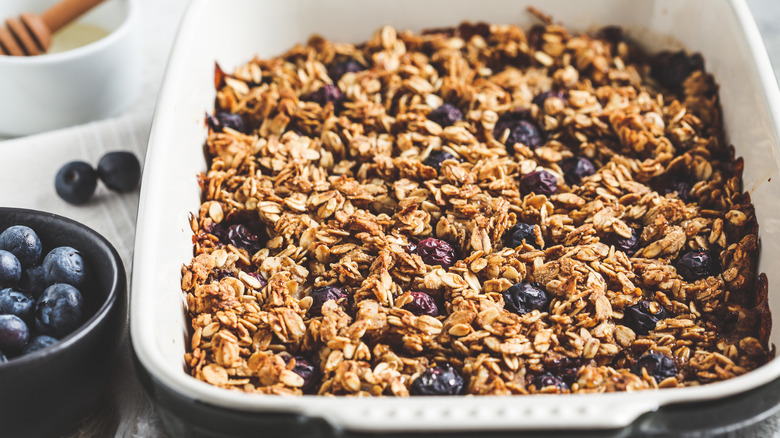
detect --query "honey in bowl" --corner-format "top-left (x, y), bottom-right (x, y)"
top-left (47, 22), bottom-right (109, 54)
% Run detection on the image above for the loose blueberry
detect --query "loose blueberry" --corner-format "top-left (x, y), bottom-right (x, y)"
top-left (675, 250), bottom-right (715, 282)
top-left (303, 84), bottom-right (344, 107)
top-left (631, 353), bottom-right (678, 382)
top-left (0, 289), bottom-right (35, 322)
top-left (289, 355), bottom-right (318, 392)
top-left (610, 228), bottom-right (641, 256)
top-left (503, 282), bottom-right (550, 315)
top-left (18, 264), bottom-right (49, 299)
top-left (651, 50), bottom-right (704, 90)
top-left (415, 238), bottom-right (456, 268)
top-left (494, 112), bottom-right (544, 154)
top-left (0, 225), bottom-right (42, 268)
top-left (428, 103), bottom-right (464, 127)
top-left (213, 223), bottom-right (265, 254)
top-left (532, 372), bottom-right (568, 390)
top-left (55, 161), bottom-right (98, 205)
top-left (42, 247), bottom-right (86, 288)
top-left (97, 151), bottom-right (142, 193)
top-left (35, 283), bottom-right (85, 338)
top-left (520, 170), bottom-right (558, 196)
top-left (410, 363), bottom-right (464, 395)
top-left (0, 250), bottom-right (22, 288)
top-left (504, 222), bottom-right (539, 249)
top-left (21, 335), bottom-right (58, 355)
top-left (532, 90), bottom-right (566, 109)
top-left (622, 300), bottom-right (670, 335)
top-left (402, 292), bottom-right (439, 317)
top-left (308, 286), bottom-right (348, 317)
top-left (422, 150), bottom-right (458, 173)
top-left (328, 59), bottom-right (366, 82)
top-left (0, 314), bottom-right (29, 354)
top-left (560, 157), bottom-right (596, 186)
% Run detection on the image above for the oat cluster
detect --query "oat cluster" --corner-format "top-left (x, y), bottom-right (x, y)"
top-left (181, 19), bottom-right (772, 396)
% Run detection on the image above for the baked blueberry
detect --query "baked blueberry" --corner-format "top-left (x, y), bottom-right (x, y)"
top-left (423, 150), bottom-right (458, 173)
top-left (675, 250), bottom-right (715, 282)
top-left (0, 289), bottom-right (35, 322)
top-left (494, 112), bottom-right (544, 153)
top-left (0, 250), bottom-right (22, 288)
top-left (97, 151), bottom-right (142, 193)
top-left (622, 300), bottom-right (670, 335)
top-left (214, 224), bottom-right (265, 254)
top-left (289, 356), bottom-right (318, 392)
top-left (18, 264), bottom-right (49, 299)
top-left (206, 111), bottom-right (246, 133)
top-left (328, 59), bottom-right (366, 82)
top-left (303, 84), bottom-right (344, 107)
top-left (428, 103), bottom-right (464, 127)
top-left (504, 222), bottom-right (539, 249)
top-left (0, 314), bottom-right (29, 355)
top-left (42, 247), bottom-right (86, 288)
top-left (402, 292), bottom-right (439, 317)
top-left (0, 225), bottom-right (42, 268)
top-left (503, 282), bottom-right (550, 315)
top-left (560, 157), bottom-right (596, 186)
top-left (520, 170), bottom-right (558, 196)
top-left (532, 372), bottom-right (568, 390)
top-left (532, 90), bottom-right (566, 109)
top-left (21, 334), bottom-right (58, 355)
top-left (631, 353), bottom-right (678, 382)
top-left (415, 238), bottom-right (456, 268)
top-left (246, 272), bottom-right (267, 290)
top-left (308, 286), bottom-right (348, 317)
top-left (664, 179), bottom-right (693, 203)
top-left (410, 363), bottom-right (464, 395)
top-left (54, 161), bottom-right (98, 205)
top-left (610, 228), bottom-right (641, 256)
top-left (651, 50), bottom-right (704, 90)
top-left (35, 283), bottom-right (85, 338)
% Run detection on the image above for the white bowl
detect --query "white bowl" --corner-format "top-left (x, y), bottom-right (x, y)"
top-left (132, 0), bottom-right (780, 435)
top-left (0, 0), bottom-right (140, 137)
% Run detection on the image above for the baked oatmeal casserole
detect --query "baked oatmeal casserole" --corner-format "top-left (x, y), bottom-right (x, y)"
top-left (180, 14), bottom-right (773, 396)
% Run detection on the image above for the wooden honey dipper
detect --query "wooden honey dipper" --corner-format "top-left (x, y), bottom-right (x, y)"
top-left (0, 0), bottom-right (105, 56)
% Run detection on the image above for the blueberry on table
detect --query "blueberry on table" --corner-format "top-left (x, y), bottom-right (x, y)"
top-left (609, 228), bottom-right (641, 256)
top-left (308, 286), bottom-right (348, 317)
top-left (328, 59), bottom-right (366, 82)
top-left (35, 283), bottom-right (85, 338)
top-left (0, 250), bottom-right (22, 288)
top-left (402, 292), bottom-right (440, 317)
top-left (494, 112), bottom-right (544, 154)
top-left (504, 222), bottom-right (539, 249)
top-left (410, 363), bottom-right (464, 395)
top-left (97, 151), bottom-right (142, 193)
top-left (54, 161), bottom-right (98, 205)
top-left (422, 150), bottom-right (458, 173)
top-left (532, 372), bottom-right (568, 391)
top-left (0, 225), bottom-right (42, 268)
top-left (0, 314), bottom-right (29, 354)
top-left (303, 84), bottom-right (344, 107)
top-left (0, 288), bottom-right (35, 322)
top-left (21, 335), bottom-right (58, 355)
top-left (18, 264), bottom-right (49, 299)
top-left (622, 300), bottom-right (670, 335)
top-left (675, 250), bottom-right (715, 282)
top-left (427, 103), bottom-right (464, 128)
top-left (415, 238), bottom-right (456, 268)
top-left (631, 353), bottom-right (678, 383)
top-left (43, 247), bottom-right (86, 288)
top-left (520, 170), bottom-right (558, 196)
top-left (560, 156), bottom-right (596, 186)
top-left (503, 282), bottom-right (550, 315)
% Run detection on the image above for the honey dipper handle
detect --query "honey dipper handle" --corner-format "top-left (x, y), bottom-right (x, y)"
top-left (40, 0), bottom-right (105, 34)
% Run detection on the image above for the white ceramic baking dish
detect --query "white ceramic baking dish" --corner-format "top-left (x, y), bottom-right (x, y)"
top-left (131, 0), bottom-right (780, 434)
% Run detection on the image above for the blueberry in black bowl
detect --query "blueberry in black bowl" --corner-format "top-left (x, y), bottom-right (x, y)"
top-left (18, 264), bottom-right (48, 299)
top-left (410, 363), bottom-right (464, 395)
top-left (0, 225), bottom-right (42, 268)
top-left (631, 353), bottom-right (678, 383)
top-left (0, 288), bottom-right (35, 322)
top-left (54, 161), bottom-right (98, 205)
top-left (97, 151), bottom-right (142, 193)
top-left (0, 314), bottom-right (29, 355)
top-left (415, 238), bottom-right (456, 268)
top-left (675, 249), bottom-right (715, 282)
top-left (402, 291), bottom-right (439, 317)
top-left (428, 103), bottom-right (463, 127)
top-left (35, 283), bottom-right (85, 339)
top-left (308, 286), bottom-right (349, 317)
top-left (21, 335), bottom-right (58, 355)
top-left (423, 150), bottom-right (459, 173)
top-left (42, 246), bottom-right (86, 288)
top-left (503, 282), bottom-right (550, 315)
top-left (0, 250), bottom-right (21, 288)
top-left (560, 156), bottom-right (596, 186)
top-left (504, 222), bottom-right (540, 249)
top-left (494, 111), bottom-right (544, 154)
top-left (622, 300), bottom-right (670, 335)
top-left (520, 170), bottom-right (558, 196)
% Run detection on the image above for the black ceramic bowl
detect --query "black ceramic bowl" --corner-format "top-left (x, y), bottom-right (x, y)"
top-left (0, 208), bottom-right (126, 438)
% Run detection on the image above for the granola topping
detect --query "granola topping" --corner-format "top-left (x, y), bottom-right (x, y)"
top-left (181, 16), bottom-right (772, 396)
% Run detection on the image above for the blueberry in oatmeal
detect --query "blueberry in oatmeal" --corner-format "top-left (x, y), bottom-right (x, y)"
top-left (520, 170), bottom-right (558, 196)
top-left (427, 103), bottom-right (463, 127)
top-left (308, 286), bottom-right (349, 317)
top-left (402, 291), bottom-right (439, 317)
top-left (503, 282), bottom-right (549, 315)
top-left (415, 238), bottom-right (456, 268)
top-left (328, 59), bottom-right (366, 82)
top-left (494, 112), bottom-right (544, 153)
top-left (423, 150), bottom-right (458, 173)
top-left (303, 84), bottom-right (344, 107)
top-left (622, 301), bottom-right (670, 335)
top-left (609, 228), bottom-right (641, 256)
top-left (631, 353), bottom-right (678, 383)
top-left (559, 156), bottom-right (595, 186)
top-left (532, 90), bottom-right (566, 109)
top-left (410, 364), bottom-right (464, 395)
top-left (503, 222), bottom-right (539, 249)
top-left (675, 250), bottom-right (715, 282)
top-left (532, 373), bottom-right (568, 391)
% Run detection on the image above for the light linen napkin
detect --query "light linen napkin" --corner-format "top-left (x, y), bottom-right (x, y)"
top-left (0, 114), bottom-right (168, 438)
